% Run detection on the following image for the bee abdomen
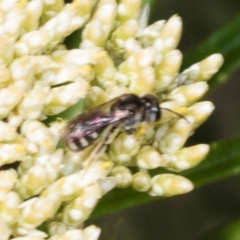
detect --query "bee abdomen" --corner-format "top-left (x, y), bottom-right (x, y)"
top-left (67, 131), bottom-right (100, 151)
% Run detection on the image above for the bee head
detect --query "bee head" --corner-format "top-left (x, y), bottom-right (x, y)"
top-left (141, 94), bottom-right (161, 122)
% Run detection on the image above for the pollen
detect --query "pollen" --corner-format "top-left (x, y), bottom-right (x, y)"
top-left (136, 126), bottom-right (146, 137)
top-left (79, 65), bottom-right (92, 73)
top-left (16, 145), bottom-right (26, 153)
top-left (94, 51), bottom-right (107, 60)
top-left (43, 140), bottom-right (53, 147)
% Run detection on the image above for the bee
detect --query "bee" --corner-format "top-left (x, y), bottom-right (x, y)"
top-left (61, 93), bottom-right (161, 152)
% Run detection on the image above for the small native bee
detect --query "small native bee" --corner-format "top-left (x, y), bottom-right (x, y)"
top-left (61, 93), bottom-right (161, 152)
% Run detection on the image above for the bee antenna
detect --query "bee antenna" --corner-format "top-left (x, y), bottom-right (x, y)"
top-left (161, 108), bottom-right (190, 123)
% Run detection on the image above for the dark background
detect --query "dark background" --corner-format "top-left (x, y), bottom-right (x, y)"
top-left (89, 1), bottom-right (240, 239)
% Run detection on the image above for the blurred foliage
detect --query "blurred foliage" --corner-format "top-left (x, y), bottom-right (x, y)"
top-left (199, 218), bottom-right (240, 240)
top-left (182, 13), bottom-right (240, 90)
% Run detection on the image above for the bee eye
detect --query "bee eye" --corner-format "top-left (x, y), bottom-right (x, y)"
top-left (141, 94), bottom-right (160, 122)
top-left (143, 107), bottom-right (160, 122)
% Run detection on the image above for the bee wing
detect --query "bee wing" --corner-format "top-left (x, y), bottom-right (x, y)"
top-left (68, 109), bottom-right (132, 134)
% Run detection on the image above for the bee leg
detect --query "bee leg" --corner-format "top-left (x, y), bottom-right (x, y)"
top-left (82, 125), bottom-right (116, 170)
top-left (125, 128), bottom-right (136, 135)
top-left (105, 125), bottom-right (119, 144)
top-left (81, 141), bottom-right (107, 175)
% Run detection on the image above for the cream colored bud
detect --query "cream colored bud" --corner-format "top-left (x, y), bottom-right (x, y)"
top-left (18, 84), bottom-right (50, 120)
top-left (157, 118), bottom-right (193, 154)
top-left (118, 48), bottom-right (155, 74)
top-left (132, 171), bottom-right (151, 192)
top-left (154, 49), bottom-right (182, 91)
top-left (149, 174), bottom-right (193, 196)
top-left (45, 149), bottom-right (64, 181)
top-left (49, 226), bottom-right (100, 240)
top-left (87, 0), bottom-right (117, 43)
top-left (173, 144), bottom-right (209, 170)
top-left (186, 101), bottom-right (215, 129)
top-left (48, 229), bottom-right (83, 240)
top-left (41, 65), bottom-right (94, 86)
top-left (179, 54), bottom-right (224, 84)
top-left (0, 191), bottom-right (22, 225)
top-left (12, 228), bottom-right (48, 239)
top-left (23, 0), bottom-right (43, 32)
top-left (44, 79), bottom-right (89, 115)
top-left (0, 84), bottom-right (24, 119)
top-left (106, 85), bottom-right (130, 99)
top-left (129, 66), bottom-right (155, 95)
top-left (17, 195), bottom-right (61, 230)
top-left (117, 0), bottom-right (141, 24)
top-left (142, 125), bottom-right (155, 144)
top-left (41, 0), bottom-right (64, 24)
top-left (16, 0), bottom-right (95, 56)
top-left (110, 132), bottom-right (141, 163)
top-left (166, 82), bottom-right (209, 107)
top-left (124, 38), bottom-right (142, 57)
top-left (111, 165), bottom-right (132, 188)
top-left (94, 52), bottom-right (116, 88)
top-left (199, 54), bottom-right (224, 79)
top-left (10, 57), bottom-right (34, 86)
top-left (15, 165), bottom-right (48, 199)
top-left (98, 177), bottom-right (117, 194)
top-left (133, 48), bottom-right (155, 67)
top-left (81, 19), bottom-right (108, 48)
top-left (160, 15), bottom-right (182, 53)
top-left (83, 225), bottom-right (101, 240)
top-left (85, 87), bottom-right (108, 109)
top-left (0, 143), bottom-right (26, 166)
top-left (136, 146), bottom-right (163, 169)
top-left (48, 221), bottom-right (68, 237)
top-left (96, 154), bottom-right (115, 176)
top-left (138, 20), bottom-right (165, 46)
top-left (0, 169), bottom-right (18, 200)
top-left (51, 49), bottom-right (102, 66)
top-left (7, 112), bottom-right (23, 128)
top-left (1, 7), bottom-right (25, 42)
top-left (14, 31), bottom-right (53, 57)
top-left (21, 120), bottom-right (57, 154)
top-left (0, 121), bottom-right (17, 141)
top-left (113, 19), bottom-right (139, 41)
top-left (62, 202), bottom-right (88, 225)
top-left (0, 65), bottom-right (10, 88)
top-left (44, 159), bottom-right (110, 202)
top-left (11, 236), bottom-right (45, 240)
top-left (0, 37), bottom-right (14, 64)
top-left (18, 159), bottom-right (33, 176)
top-left (109, 19), bottom-right (139, 55)
top-left (0, 216), bottom-right (11, 240)
top-left (60, 150), bottom-right (84, 176)
top-left (22, 139), bottom-right (38, 155)
top-left (62, 184), bottom-right (101, 225)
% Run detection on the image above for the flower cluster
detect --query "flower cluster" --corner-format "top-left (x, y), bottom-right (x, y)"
top-left (0, 0), bottom-right (223, 239)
